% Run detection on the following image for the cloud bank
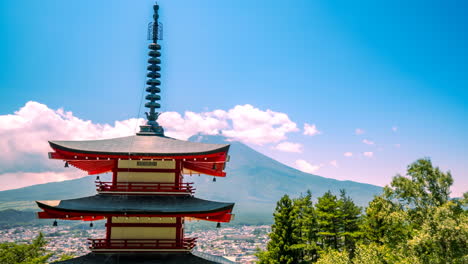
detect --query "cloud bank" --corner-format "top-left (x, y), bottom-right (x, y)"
top-left (160, 104), bottom-right (299, 145)
top-left (0, 101), bottom-right (300, 190)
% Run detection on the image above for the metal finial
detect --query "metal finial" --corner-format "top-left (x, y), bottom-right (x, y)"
top-left (139, 3), bottom-right (164, 136)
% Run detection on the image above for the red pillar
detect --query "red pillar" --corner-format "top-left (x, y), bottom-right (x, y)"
top-left (105, 217), bottom-right (112, 247)
top-left (175, 217), bottom-right (183, 247)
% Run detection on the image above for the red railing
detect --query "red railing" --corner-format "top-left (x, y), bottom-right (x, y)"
top-left (95, 181), bottom-right (194, 194)
top-left (88, 238), bottom-right (197, 251)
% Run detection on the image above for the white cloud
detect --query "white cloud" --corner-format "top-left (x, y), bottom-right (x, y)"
top-left (221, 104), bottom-right (299, 145)
top-left (0, 102), bottom-right (300, 190)
top-left (395, 144), bottom-right (401, 148)
top-left (362, 139), bottom-right (375, 145)
top-left (274, 142), bottom-right (303, 153)
top-left (355, 128), bottom-right (365, 135)
top-left (159, 111), bottom-right (228, 140)
top-left (0, 101), bottom-right (143, 174)
top-left (303, 123), bottom-right (321, 136)
top-left (344, 152), bottom-right (353, 157)
top-left (295, 160), bottom-right (322, 174)
top-left (363, 152), bottom-right (374, 158)
top-left (330, 160), bottom-right (338, 167)
top-left (392, 126), bottom-right (398, 132)
top-left (160, 104), bottom-right (299, 145)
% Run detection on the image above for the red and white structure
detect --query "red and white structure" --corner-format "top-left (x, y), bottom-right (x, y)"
top-left (36, 3), bottom-right (236, 263)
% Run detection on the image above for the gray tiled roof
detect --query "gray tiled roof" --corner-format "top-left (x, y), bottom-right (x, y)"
top-left (49, 135), bottom-right (229, 156)
top-left (37, 194), bottom-right (234, 215)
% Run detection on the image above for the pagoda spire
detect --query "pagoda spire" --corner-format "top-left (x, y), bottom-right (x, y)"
top-left (139, 2), bottom-right (164, 136)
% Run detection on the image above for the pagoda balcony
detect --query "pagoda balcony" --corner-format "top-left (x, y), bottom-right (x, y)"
top-left (88, 238), bottom-right (197, 252)
top-left (96, 181), bottom-right (195, 195)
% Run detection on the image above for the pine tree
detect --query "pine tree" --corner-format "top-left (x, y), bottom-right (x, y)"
top-left (257, 194), bottom-right (300, 264)
top-left (338, 190), bottom-right (361, 257)
top-left (315, 191), bottom-right (341, 250)
top-left (293, 191), bottom-right (319, 263)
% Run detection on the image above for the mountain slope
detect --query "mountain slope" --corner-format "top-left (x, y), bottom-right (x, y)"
top-left (188, 136), bottom-right (381, 218)
top-left (0, 135), bottom-right (382, 223)
top-left (0, 175), bottom-right (104, 202)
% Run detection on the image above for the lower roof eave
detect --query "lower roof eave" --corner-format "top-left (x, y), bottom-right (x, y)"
top-left (51, 252), bottom-right (236, 264)
top-left (36, 194), bottom-right (235, 222)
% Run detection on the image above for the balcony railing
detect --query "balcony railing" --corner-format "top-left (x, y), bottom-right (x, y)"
top-left (96, 181), bottom-right (194, 194)
top-left (88, 238), bottom-right (197, 251)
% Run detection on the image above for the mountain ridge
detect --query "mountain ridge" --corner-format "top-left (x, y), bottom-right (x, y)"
top-left (0, 135), bottom-right (382, 223)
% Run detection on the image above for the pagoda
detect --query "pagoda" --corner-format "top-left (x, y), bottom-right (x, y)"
top-left (36, 3), bottom-right (235, 264)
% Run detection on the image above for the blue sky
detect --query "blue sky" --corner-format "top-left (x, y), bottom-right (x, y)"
top-left (0, 0), bottom-right (466, 196)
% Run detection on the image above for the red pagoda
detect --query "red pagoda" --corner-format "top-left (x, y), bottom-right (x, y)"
top-left (36, 3), bottom-right (235, 264)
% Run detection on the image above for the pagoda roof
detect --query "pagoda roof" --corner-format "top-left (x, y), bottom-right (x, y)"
top-left (52, 252), bottom-right (233, 264)
top-left (37, 194), bottom-right (234, 221)
top-left (49, 135), bottom-right (229, 157)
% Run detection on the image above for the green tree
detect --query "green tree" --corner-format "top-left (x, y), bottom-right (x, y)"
top-left (361, 195), bottom-right (411, 247)
top-left (384, 158), bottom-right (453, 224)
top-left (462, 192), bottom-right (468, 205)
top-left (315, 249), bottom-right (350, 264)
top-left (338, 190), bottom-right (361, 257)
top-left (370, 158), bottom-right (467, 263)
top-left (292, 191), bottom-right (319, 263)
top-left (259, 158), bottom-right (466, 264)
top-left (257, 194), bottom-right (300, 264)
top-left (0, 233), bottom-right (53, 264)
top-left (352, 243), bottom-right (419, 264)
top-left (315, 191), bottom-right (341, 250)
top-left (407, 201), bottom-right (468, 264)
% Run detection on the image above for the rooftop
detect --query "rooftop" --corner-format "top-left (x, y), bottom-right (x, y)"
top-left (37, 194), bottom-right (234, 221)
top-left (52, 252), bottom-right (232, 264)
top-left (49, 135), bottom-right (230, 157)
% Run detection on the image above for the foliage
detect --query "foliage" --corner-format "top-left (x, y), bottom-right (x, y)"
top-left (292, 191), bottom-right (319, 263)
top-left (259, 158), bottom-right (467, 264)
top-left (361, 195), bottom-right (411, 247)
top-left (352, 243), bottom-right (420, 264)
top-left (258, 190), bottom-right (362, 263)
top-left (407, 201), bottom-right (468, 264)
top-left (0, 233), bottom-right (53, 264)
top-left (337, 190), bottom-right (361, 257)
top-left (384, 158), bottom-right (453, 224)
top-left (315, 249), bottom-right (349, 264)
top-left (315, 191), bottom-right (341, 250)
top-left (257, 194), bottom-right (300, 264)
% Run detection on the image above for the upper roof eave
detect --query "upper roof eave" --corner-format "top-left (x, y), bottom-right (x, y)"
top-left (48, 135), bottom-right (230, 157)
